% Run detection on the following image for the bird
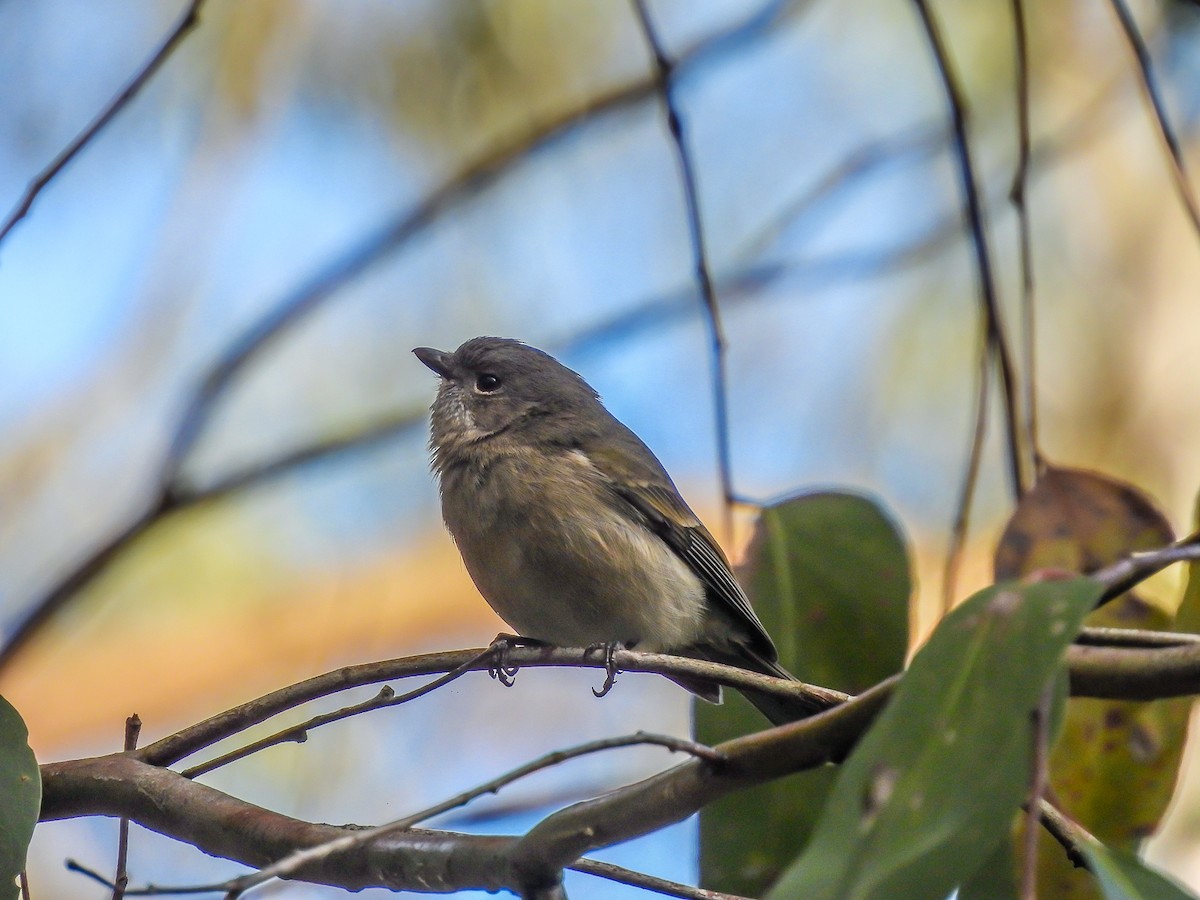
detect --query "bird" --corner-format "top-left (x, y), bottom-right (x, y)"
top-left (414, 336), bottom-right (819, 724)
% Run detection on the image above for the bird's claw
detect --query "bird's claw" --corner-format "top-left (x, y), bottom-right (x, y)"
top-left (487, 633), bottom-right (548, 687)
top-left (587, 641), bottom-right (625, 698)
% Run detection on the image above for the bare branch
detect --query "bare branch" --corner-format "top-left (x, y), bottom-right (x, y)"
top-left (632, 0), bottom-right (736, 537)
top-left (1105, 0), bottom-right (1200, 240)
top-left (139, 646), bottom-right (846, 769)
top-left (0, 0), bottom-right (208, 249)
top-left (1009, 0), bottom-right (1043, 478)
top-left (44, 754), bottom-right (523, 894)
top-left (112, 714), bottom-right (143, 900)
top-left (1020, 691), bottom-right (1052, 900)
top-left (1066, 640), bottom-right (1200, 700)
top-left (570, 858), bottom-right (751, 900)
top-left (43, 680), bottom-right (892, 896)
top-left (181, 648), bottom-right (494, 777)
top-left (911, 0), bottom-right (1026, 498)
top-left (1077, 626), bottom-right (1200, 648)
top-left (1092, 533), bottom-right (1200, 605)
top-left (1036, 799), bottom-right (1093, 872)
top-left (224, 732), bottom-right (722, 896)
top-left (0, 498), bottom-right (168, 673)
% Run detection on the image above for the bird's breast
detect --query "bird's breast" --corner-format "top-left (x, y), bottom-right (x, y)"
top-left (438, 448), bottom-right (707, 650)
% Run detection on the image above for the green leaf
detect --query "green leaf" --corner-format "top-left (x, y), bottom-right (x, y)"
top-left (958, 832), bottom-right (1019, 900)
top-left (767, 578), bottom-right (1102, 900)
top-left (1083, 841), bottom-right (1198, 899)
top-left (698, 491), bottom-right (912, 896)
top-left (740, 491), bottom-right (912, 693)
top-left (0, 695), bottom-right (39, 900)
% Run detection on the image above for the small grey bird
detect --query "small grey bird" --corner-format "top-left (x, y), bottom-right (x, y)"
top-left (414, 336), bottom-right (817, 724)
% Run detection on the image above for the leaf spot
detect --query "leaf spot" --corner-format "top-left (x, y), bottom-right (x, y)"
top-left (861, 764), bottom-right (898, 830)
top-left (988, 590), bottom-right (1021, 616)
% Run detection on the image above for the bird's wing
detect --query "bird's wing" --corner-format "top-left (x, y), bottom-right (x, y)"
top-left (607, 477), bottom-right (778, 662)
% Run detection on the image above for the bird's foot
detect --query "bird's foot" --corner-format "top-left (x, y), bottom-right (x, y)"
top-left (586, 641), bottom-right (629, 698)
top-left (487, 633), bottom-right (549, 687)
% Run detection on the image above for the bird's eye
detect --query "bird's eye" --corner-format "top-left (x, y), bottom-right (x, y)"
top-left (475, 373), bottom-right (502, 393)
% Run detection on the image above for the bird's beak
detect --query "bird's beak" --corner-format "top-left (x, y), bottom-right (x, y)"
top-left (413, 347), bottom-right (453, 378)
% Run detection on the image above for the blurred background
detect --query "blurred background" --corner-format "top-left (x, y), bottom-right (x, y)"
top-left (3, 0), bottom-right (1200, 896)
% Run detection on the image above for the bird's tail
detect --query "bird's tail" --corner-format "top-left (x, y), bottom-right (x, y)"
top-left (684, 646), bottom-right (834, 725)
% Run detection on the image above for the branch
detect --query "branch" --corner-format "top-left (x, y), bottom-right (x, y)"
top-left (112, 714), bottom-right (143, 900)
top-left (181, 648), bottom-right (491, 778)
top-left (569, 858), bottom-right (751, 900)
top-left (1036, 799), bottom-right (1092, 872)
top-left (911, 0), bottom-right (1026, 498)
top-left (507, 678), bottom-right (896, 889)
top-left (1092, 534), bottom-right (1200, 606)
top-left (223, 732), bottom-right (722, 896)
top-left (0, 0), bottom-right (209, 248)
top-left (1105, 0), bottom-right (1200, 240)
top-left (138, 646), bottom-right (847, 769)
top-left (1009, 0), bottom-right (1044, 477)
top-left (1066, 641), bottom-right (1200, 700)
top-left (633, 0), bottom-right (736, 536)
top-left (43, 679), bottom-right (893, 896)
top-left (42, 754), bottom-right (522, 894)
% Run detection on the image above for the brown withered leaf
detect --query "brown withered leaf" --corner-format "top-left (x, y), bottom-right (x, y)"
top-left (995, 466), bottom-right (1173, 580)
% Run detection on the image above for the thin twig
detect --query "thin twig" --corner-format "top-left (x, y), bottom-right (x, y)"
top-left (1020, 691), bottom-right (1052, 900)
top-left (18, 871), bottom-right (30, 900)
top-left (1009, 0), bottom-right (1043, 478)
top-left (1092, 532), bottom-right (1200, 606)
top-left (112, 714), bottom-right (143, 900)
top-left (1105, 0), bottom-right (1200, 240)
top-left (632, 0), bottom-right (736, 539)
top-left (0, 0), bottom-right (208, 248)
top-left (1036, 799), bottom-right (1092, 872)
top-left (942, 325), bottom-right (991, 614)
top-left (911, 0), bottom-right (1026, 499)
top-left (139, 645), bottom-right (845, 769)
top-left (223, 732), bottom-right (721, 897)
top-left (67, 860), bottom-right (222, 896)
top-left (0, 498), bottom-right (169, 673)
top-left (570, 857), bottom-right (750, 900)
top-left (397, 732), bottom-right (721, 830)
top-left (181, 649), bottom-right (494, 778)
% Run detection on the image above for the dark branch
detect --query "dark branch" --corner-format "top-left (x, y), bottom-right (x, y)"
top-left (632, 0), bottom-right (736, 536)
top-left (1105, 0), bottom-right (1200, 240)
top-left (139, 646), bottom-right (846, 769)
top-left (224, 732), bottom-right (723, 895)
top-left (911, 0), bottom-right (1026, 498)
top-left (570, 858), bottom-right (751, 900)
top-left (44, 680), bottom-right (891, 896)
top-left (1009, 0), bottom-right (1043, 478)
top-left (0, 0), bottom-right (209, 248)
